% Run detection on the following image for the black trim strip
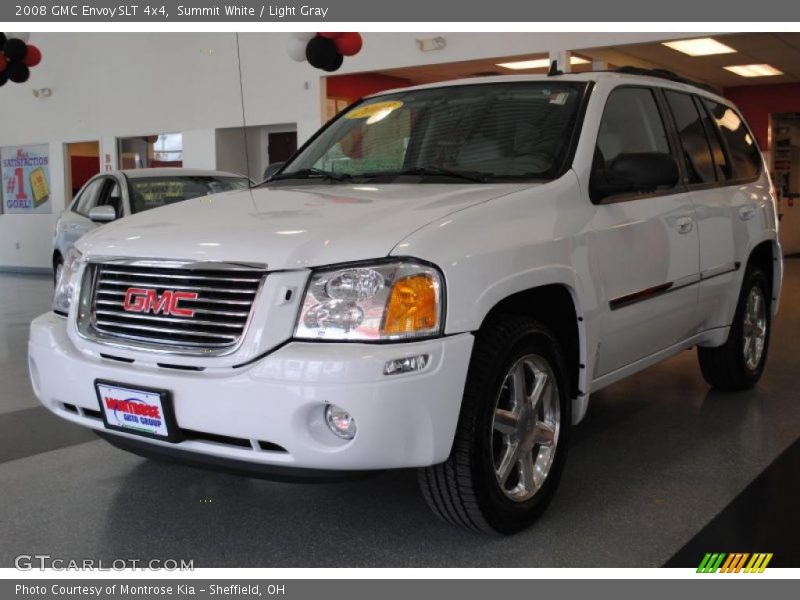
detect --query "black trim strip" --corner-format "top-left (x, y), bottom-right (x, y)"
top-left (95, 430), bottom-right (377, 483)
top-left (609, 262), bottom-right (740, 311)
top-left (701, 261), bottom-right (741, 282)
top-left (609, 282), bottom-right (673, 310)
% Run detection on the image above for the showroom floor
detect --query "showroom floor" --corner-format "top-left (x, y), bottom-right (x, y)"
top-left (1, 262), bottom-right (799, 568)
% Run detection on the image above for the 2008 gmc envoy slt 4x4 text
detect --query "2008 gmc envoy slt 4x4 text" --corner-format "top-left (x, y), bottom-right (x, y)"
top-left (30, 69), bottom-right (782, 533)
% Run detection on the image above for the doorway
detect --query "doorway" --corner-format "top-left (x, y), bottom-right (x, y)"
top-left (64, 141), bottom-right (100, 201)
top-left (268, 132), bottom-right (298, 164)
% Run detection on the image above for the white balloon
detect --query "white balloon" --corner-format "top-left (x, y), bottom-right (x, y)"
top-left (7, 32), bottom-right (31, 43)
top-left (286, 37), bottom-right (308, 62)
top-left (291, 32), bottom-right (315, 42)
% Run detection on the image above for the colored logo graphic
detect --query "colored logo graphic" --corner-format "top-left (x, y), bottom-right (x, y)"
top-left (697, 553), bottom-right (773, 573)
top-left (123, 287), bottom-right (198, 317)
top-left (104, 395), bottom-right (162, 430)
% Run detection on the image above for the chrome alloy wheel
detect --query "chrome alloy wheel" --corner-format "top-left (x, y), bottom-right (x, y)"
top-left (743, 285), bottom-right (767, 371)
top-left (491, 354), bottom-right (560, 502)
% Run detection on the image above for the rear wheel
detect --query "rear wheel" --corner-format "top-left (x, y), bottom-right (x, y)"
top-left (418, 316), bottom-right (571, 534)
top-left (698, 267), bottom-right (771, 390)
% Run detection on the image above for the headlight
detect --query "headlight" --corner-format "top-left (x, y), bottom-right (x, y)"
top-left (295, 261), bottom-right (443, 341)
top-left (52, 248), bottom-right (83, 315)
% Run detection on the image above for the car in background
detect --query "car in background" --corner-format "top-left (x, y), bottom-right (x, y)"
top-left (52, 168), bottom-right (250, 282)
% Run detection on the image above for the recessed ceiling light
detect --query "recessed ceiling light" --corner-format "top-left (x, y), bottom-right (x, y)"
top-left (662, 38), bottom-right (737, 56)
top-left (496, 56), bottom-right (590, 70)
top-left (724, 64), bottom-right (783, 77)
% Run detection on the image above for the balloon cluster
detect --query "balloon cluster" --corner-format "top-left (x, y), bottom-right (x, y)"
top-left (287, 32), bottom-right (363, 72)
top-left (0, 32), bottom-right (41, 87)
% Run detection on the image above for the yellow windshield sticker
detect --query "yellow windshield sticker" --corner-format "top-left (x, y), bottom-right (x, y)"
top-left (345, 101), bottom-right (403, 123)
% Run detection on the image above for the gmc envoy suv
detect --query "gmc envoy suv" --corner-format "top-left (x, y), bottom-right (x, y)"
top-left (30, 69), bottom-right (782, 533)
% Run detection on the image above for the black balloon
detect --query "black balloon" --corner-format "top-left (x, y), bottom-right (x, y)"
top-left (3, 38), bottom-right (27, 62)
top-left (6, 62), bottom-right (29, 83)
top-left (305, 36), bottom-right (339, 71)
top-left (0, 71), bottom-right (7, 87)
top-left (322, 52), bottom-right (344, 72)
top-left (0, 33), bottom-right (7, 48)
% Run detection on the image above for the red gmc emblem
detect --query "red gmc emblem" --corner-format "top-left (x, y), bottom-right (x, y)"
top-left (123, 288), bottom-right (199, 317)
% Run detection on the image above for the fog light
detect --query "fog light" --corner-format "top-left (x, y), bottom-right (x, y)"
top-left (324, 404), bottom-right (357, 440)
top-left (384, 354), bottom-right (429, 376)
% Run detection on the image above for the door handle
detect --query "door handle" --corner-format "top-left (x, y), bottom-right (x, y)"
top-left (739, 206), bottom-right (756, 221)
top-left (676, 216), bottom-right (694, 234)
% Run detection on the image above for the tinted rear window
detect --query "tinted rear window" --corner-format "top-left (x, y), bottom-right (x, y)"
top-left (128, 176), bottom-right (249, 214)
top-left (664, 91), bottom-right (717, 185)
top-left (702, 100), bottom-right (762, 180)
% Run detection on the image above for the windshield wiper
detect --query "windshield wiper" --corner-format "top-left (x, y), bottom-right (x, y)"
top-left (367, 166), bottom-right (490, 183)
top-left (270, 168), bottom-right (351, 182)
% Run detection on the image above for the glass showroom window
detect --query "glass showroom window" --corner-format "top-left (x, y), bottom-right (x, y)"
top-left (117, 133), bottom-right (183, 169)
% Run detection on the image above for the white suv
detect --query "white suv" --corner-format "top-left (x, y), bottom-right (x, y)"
top-left (29, 70), bottom-right (782, 533)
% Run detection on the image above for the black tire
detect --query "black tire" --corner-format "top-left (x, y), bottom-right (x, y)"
top-left (698, 267), bottom-right (771, 391)
top-left (418, 316), bottom-right (571, 534)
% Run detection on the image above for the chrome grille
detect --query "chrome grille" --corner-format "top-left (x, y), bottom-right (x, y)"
top-left (81, 261), bottom-right (266, 354)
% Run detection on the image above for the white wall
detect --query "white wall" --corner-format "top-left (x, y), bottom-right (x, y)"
top-left (182, 129), bottom-right (218, 170)
top-left (0, 31), bottom-right (697, 269)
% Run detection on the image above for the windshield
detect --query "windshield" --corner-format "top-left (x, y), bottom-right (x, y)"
top-left (128, 176), bottom-right (250, 214)
top-left (273, 81), bottom-right (587, 184)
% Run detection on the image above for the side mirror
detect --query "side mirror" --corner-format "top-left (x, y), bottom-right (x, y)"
top-left (88, 205), bottom-right (117, 223)
top-left (590, 152), bottom-right (679, 203)
top-left (262, 161), bottom-right (286, 182)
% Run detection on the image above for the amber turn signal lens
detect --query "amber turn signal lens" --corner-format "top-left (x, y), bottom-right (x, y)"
top-left (382, 273), bottom-right (439, 336)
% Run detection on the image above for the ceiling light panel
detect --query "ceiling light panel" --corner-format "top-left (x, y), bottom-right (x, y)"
top-left (662, 38), bottom-right (737, 56)
top-left (724, 64), bottom-right (783, 77)
top-left (496, 56), bottom-right (590, 70)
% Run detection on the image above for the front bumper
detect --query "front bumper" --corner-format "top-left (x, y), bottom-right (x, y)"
top-left (28, 312), bottom-right (474, 471)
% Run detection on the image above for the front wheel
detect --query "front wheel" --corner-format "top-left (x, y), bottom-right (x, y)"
top-left (698, 267), bottom-right (771, 391)
top-left (418, 316), bottom-right (571, 534)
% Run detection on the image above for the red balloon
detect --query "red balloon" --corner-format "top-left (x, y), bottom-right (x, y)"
top-left (22, 44), bottom-right (41, 67)
top-left (318, 32), bottom-right (343, 39)
top-left (0, 53), bottom-right (7, 73)
top-left (334, 33), bottom-right (363, 56)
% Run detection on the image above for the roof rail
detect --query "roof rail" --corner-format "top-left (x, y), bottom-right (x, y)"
top-left (614, 66), bottom-right (717, 94)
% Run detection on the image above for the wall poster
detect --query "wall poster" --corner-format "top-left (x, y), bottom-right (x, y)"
top-left (1, 144), bottom-right (52, 214)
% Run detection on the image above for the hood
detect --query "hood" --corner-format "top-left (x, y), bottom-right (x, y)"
top-left (76, 183), bottom-right (534, 269)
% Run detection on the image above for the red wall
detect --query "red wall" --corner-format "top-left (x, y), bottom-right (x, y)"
top-left (326, 73), bottom-right (412, 103)
top-left (70, 156), bottom-right (100, 191)
top-left (724, 83), bottom-right (800, 149)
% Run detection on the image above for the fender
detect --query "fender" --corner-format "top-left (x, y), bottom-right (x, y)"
top-left (391, 173), bottom-right (599, 423)
top-left (467, 267), bottom-right (594, 423)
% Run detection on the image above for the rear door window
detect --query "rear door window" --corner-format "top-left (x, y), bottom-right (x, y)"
top-left (664, 91), bottom-right (716, 184)
top-left (701, 99), bottom-right (761, 180)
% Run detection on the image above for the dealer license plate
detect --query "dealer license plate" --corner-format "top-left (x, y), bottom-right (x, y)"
top-left (95, 380), bottom-right (178, 442)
